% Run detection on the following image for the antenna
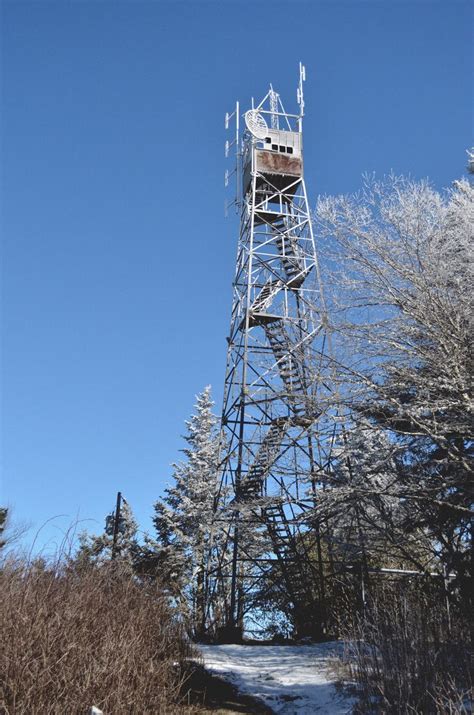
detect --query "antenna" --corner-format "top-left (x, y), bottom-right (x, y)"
top-left (467, 147), bottom-right (474, 175)
top-left (297, 61), bottom-right (306, 131)
top-left (269, 85), bottom-right (279, 130)
top-left (224, 100), bottom-right (241, 214)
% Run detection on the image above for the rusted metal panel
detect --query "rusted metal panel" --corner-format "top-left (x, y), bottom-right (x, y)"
top-left (256, 150), bottom-right (302, 176)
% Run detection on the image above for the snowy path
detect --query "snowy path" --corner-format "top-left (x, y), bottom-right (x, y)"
top-left (198, 642), bottom-right (355, 714)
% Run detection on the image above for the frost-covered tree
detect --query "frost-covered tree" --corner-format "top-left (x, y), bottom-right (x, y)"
top-left (320, 428), bottom-right (398, 562)
top-left (76, 498), bottom-right (140, 566)
top-left (317, 425), bottom-right (433, 573)
top-left (0, 508), bottom-right (8, 551)
top-left (152, 386), bottom-right (220, 636)
top-left (315, 176), bottom-right (473, 590)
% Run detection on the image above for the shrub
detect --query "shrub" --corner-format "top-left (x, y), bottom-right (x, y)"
top-left (0, 558), bottom-right (196, 713)
top-left (341, 581), bottom-right (472, 714)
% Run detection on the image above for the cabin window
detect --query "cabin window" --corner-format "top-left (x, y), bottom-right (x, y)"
top-left (287, 146), bottom-right (293, 155)
top-left (271, 144), bottom-right (278, 151)
top-left (279, 145), bottom-right (285, 153)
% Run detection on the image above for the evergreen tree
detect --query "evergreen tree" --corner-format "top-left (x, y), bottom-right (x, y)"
top-left (0, 508), bottom-right (8, 551)
top-left (152, 386), bottom-right (221, 637)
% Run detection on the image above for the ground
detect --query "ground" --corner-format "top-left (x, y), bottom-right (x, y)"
top-left (195, 642), bottom-right (355, 714)
top-left (183, 663), bottom-right (274, 713)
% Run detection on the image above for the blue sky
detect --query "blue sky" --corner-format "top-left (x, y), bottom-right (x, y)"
top-left (1, 0), bottom-right (472, 553)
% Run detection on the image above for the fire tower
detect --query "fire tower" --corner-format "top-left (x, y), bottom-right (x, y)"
top-left (207, 66), bottom-right (334, 640)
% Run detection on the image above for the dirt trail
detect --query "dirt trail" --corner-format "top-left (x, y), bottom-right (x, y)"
top-left (183, 663), bottom-right (274, 714)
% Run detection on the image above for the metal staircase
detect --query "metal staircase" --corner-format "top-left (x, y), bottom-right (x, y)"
top-left (247, 280), bottom-right (282, 327)
top-left (238, 418), bottom-right (289, 500)
top-left (272, 217), bottom-right (306, 288)
top-left (263, 503), bottom-right (314, 606)
top-left (265, 321), bottom-right (306, 415)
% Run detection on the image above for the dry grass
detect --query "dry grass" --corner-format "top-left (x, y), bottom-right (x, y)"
top-left (0, 558), bottom-right (197, 713)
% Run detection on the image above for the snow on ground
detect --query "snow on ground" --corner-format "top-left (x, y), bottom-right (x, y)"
top-left (198, 642), bottom-right (355, 714)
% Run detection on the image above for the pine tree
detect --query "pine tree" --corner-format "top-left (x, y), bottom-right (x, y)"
top-left (0, 508), bottom-right (8, 551)
top-left (152, 386), bottom-right (221, 637)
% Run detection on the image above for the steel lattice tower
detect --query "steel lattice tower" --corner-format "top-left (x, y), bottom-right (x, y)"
top-left (207, 67), bottom-right (335, 641)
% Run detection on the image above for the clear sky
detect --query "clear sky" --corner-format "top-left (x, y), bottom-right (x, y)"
top-left (1, 0), bottom-right (472, 553)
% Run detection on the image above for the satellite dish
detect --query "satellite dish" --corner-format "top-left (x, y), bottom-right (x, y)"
top-left (244, 110), bottom-right (268, 139)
